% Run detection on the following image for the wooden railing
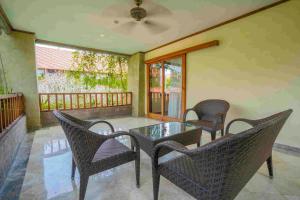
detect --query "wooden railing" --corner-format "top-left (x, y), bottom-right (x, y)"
top-left (39, 92), bottom-right (132, 112)
top-left (0, 93), bottom-right (24, 133)
top-left (150, 92), bottom-right (170, 102)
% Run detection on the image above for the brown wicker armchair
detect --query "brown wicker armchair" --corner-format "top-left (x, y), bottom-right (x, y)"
top-left (183, 99), bottom-right (230, 140)
top-left (53, 110), bottom-right (140, 200)
top-left (152, 109), bottom-right (292, 200)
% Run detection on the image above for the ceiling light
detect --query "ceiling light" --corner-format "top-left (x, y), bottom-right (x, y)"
top-left (100, 34), bottom-right (105, 37)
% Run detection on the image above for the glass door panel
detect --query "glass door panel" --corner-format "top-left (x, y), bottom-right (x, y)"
top-left (149, 63), bottom-right (162, 115)
top-left (164, 57), bottom-right (182, 118)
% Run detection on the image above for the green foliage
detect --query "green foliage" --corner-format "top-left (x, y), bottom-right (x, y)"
top-left (0, 83), bottom-right (12, 95)
top-left (37, 73), bottom-right (45, 81)
top-left (66, 51), bottom-right (128, 91)
top-left (0, 86), bottom-right (5, 94)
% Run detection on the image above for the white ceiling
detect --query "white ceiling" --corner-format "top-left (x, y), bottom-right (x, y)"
top-left (0, 0), bottom-right (280, 54)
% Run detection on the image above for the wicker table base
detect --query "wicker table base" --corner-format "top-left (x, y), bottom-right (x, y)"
top-left (129, 122), bottom-right (202, 157)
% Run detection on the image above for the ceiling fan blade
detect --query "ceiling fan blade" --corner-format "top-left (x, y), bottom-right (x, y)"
top-left (114, 21), bottom-right (137, 34)
top-left (144, 1), bottom-right (172, 18)
top-left (143, 20), bottom-right (169, 34)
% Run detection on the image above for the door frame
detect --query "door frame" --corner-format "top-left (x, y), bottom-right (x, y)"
top-left (146, 53), bottom-right (186, 122)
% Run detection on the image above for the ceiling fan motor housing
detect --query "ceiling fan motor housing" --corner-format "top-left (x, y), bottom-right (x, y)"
top-left (130, 7), bottom-right (147, 21)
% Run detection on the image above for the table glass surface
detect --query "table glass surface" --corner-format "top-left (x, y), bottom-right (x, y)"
top-left (130, 122), bottom-right (200, 140)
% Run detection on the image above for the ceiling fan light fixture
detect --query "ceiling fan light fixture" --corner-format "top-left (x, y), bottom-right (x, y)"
top-left (130, 7), bottom-right (147, 21)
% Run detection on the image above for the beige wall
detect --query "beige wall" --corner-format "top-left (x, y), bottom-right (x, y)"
top-left (0, 31), bottom-right (40, 130)
top-left (145, 0), bottom-right (300, 148)
top-left (128, 52), bottom-right (145, 117)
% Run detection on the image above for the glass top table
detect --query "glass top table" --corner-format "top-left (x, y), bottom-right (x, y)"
top-left (129, 122), bottom-right (202, 157)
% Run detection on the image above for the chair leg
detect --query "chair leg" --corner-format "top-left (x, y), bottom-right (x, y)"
top-left (79, 174), bottom-right (89, 200)
top-left (211, 131), bottom-right (216, 141)
top-left (266, 156), bottom-right (273, 178)
top-left (71, 158), bottom-right (76, 179)
top-left (135, 157), bottom-right (140, 188)
top-left (152, 168), bottom-right (160, 200)
top-left (221, 129), bottom-right (224, 136)
top-left (131, 138), bottom-right (135, 151)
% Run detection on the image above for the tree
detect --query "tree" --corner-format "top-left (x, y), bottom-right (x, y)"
top-left (67, 51), bottom-right (128, 92)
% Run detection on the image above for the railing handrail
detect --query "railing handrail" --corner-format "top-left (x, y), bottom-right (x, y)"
top-left (38, 92), bottom-right (132, 112)
top-left (38, 92), bottom-right (133, 95)
top-left (150, 91), bottom-right (180, 93)
top-left (0, 93), bottom-right (23, 100)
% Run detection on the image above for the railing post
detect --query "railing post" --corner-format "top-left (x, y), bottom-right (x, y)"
top-left (117, 93), bottom-right (119, 106)
top-left (130, 92), bottom-right (132, 105)
top-left (0, 99), bottom-right (3, 132)
top-left (100, 93), bottom-right (103, 107)
top-left (83, 93), bottom-right (86, 108)
top-left (89, 93), bottom-right (92, 108)
top-left (55, 94), bottom-right (58, 110)
top-left (77, 94), bottom-right (79, 109)
top-left (69, 93), bottom-right (73, 110)
top-left (5, 98), bottom-right (8, 127)
top-left (106, 93), bottom-right (108, 107)
top-left (95, 94), bottom-right (98, 108)
top-left (63, 94), bottom-right (66, 110)
top-left (47, 94), bottom-right (50, 111)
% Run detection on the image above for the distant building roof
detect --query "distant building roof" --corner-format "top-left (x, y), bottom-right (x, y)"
top-left (35, 44), bottom-right (126, 73)
top-left (35, 44), bottom-right (75, 70)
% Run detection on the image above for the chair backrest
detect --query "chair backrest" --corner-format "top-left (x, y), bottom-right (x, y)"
top-left (191, 109), bottom-right (292, 200)
top-left (193, 99), bottom-right (230, 123)
top-left (53, 110), bottom-right (106, 172)
top-left (55, 111), bottom-right (89, 127)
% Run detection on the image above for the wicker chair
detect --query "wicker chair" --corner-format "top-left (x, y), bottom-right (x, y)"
top-left (183, 99), bottom-right (230, 140)
top-left (53, 110), bottom-right (140, 200)
top-left (152, 109), bottom-right (292, 200)
top-left (56, 111), bottom-right (116, 131)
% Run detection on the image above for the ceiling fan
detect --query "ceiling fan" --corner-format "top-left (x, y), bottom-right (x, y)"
top-left (102, 0), bottom-right (172, 34)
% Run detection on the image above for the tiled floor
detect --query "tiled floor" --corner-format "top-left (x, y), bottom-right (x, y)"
top-left (0, 133), bottom-right (34, 200)
top-left (4, 117), bottom-right (300, 200)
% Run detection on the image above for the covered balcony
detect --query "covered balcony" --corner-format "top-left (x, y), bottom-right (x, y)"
top-left (0, 0), bottom-right (300, 200)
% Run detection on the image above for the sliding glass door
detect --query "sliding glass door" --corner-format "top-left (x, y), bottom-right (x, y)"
top-left (164, 57), bottom-right (183, 119)
top-left (149, 63), bottom-right (162, 115)
top-left (147, 54), bottom-right (186, 121)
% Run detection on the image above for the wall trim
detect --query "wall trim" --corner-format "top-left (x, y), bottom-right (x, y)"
top-left (145, 0), bottom-right (289, 53)
top-left (35, 39), bottom-right (130, 57)
top-left (273, 143), bottom-right (300, 157)
top-left (145, 40), bottom-right (219, 63)
top-left (13, 29), bottom-right (35, 35)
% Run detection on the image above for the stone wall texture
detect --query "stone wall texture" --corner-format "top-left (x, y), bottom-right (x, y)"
top-left (0, 116), bottom-right (27, 187)
top-left (40, 105), bottom-right (132, 126)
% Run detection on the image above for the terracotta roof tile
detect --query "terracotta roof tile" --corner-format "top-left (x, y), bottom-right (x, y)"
top-left (35, 45), bottom-right (74, 70)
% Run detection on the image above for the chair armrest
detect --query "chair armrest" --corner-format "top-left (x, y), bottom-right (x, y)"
top-left (152, 141), bottom-right (191, 169)
top-left (183, 108), bottom-right (196, 121)
top-left (84, 120), bottom-right (115, 132)
top-left (105, 131), bottom-right (140, 152)
top-left (225, 118), bottom-right (257, 134)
